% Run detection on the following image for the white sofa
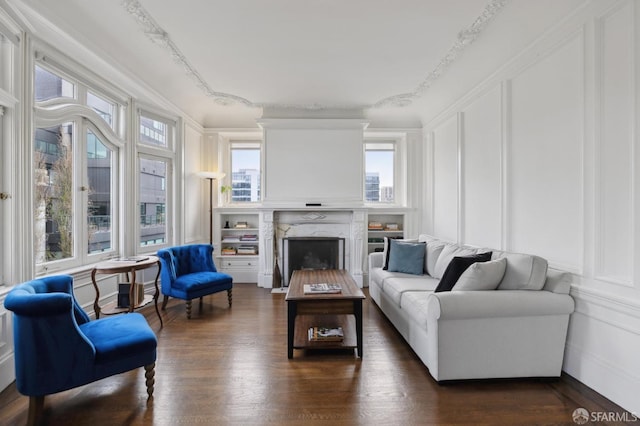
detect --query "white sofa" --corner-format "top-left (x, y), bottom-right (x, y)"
top-left (368, 234), bottom-right (575, 382)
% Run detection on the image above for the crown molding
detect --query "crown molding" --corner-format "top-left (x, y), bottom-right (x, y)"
top-left (122, 0), bottom-right (510, 111)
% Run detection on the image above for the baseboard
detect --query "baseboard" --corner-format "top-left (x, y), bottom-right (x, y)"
top-left (564, 341), bottom-right (640, 414)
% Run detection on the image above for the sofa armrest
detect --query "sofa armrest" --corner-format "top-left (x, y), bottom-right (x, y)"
top-left (427, 290), bottom-right (575, 321)
top-left (368, 252), bottom-right (384, 270)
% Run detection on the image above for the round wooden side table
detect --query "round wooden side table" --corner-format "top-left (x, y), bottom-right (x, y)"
top-left (91, 255), bottom-right (163, 327)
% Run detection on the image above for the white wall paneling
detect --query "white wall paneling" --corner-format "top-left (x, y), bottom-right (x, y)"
top-left (595, 1), bottom-right (635, 285)
top-left (509, 32), bottom-right (584, 271)
top-left (423, 0), bottom-right (640, 414)
top-left (431, 115), bottom-right (459, 242)
top-left (461, 85), bottom-right (502, 249)
top-left (183, 122), bottom-right (204, 243)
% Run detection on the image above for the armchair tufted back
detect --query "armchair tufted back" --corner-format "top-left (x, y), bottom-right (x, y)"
top-left (157, 244), bottom-right (218, 288)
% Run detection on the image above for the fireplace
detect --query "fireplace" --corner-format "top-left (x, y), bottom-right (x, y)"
top-left (283, 237), bottom-right (345, 286)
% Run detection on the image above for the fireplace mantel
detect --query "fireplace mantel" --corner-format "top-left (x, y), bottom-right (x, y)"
top-left (258, 208), bottom-right (367, 288)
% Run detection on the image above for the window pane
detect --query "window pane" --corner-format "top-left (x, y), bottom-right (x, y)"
top-left (34, 123), bottom-right (74, 263)
top-left (87, 92), bottom-right (114, 128)
top-left (365, 145), bottom-right (394, 203)
top-left (230, 145), bottom-right (260, 203)
top-left (140, 115), bottom-right (168, 147)
top-left (139, 157), bottom-right (167, 246)
top-left (87, 130), bottom-right (113, 253)
top-left (34, 65), bottom-right (75, 101)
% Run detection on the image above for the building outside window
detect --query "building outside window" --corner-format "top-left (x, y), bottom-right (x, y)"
top-left (364, 141), bottom-right (395, 203)
top-left (230, 141), bottom-right (261, 203)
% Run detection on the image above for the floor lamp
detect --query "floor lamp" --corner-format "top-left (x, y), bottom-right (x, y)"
top-left (197, 171), bottom-right (226, 245)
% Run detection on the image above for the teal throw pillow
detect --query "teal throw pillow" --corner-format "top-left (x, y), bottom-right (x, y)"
top-left (387, 239), bottom-right (426, 275)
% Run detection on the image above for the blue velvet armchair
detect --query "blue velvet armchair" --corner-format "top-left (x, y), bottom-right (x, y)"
top-left (157, 244), bottom-right (233, 319)
top-left (3, 275), bottom-right (157, 426)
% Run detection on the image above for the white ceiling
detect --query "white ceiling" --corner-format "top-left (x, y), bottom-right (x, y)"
top-left (9, 0), bottom-right (582, 128)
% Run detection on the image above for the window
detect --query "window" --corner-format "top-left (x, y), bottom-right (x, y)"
top-left (34, 65), bottom-right (75, 101)
top-left (139, 114), bottom-right (169, 147)
top-left (230, 141), bottom-right (261, 203)
top-left (137, 109), bottom-right (174, 249)
top-left (33, 60), bottom-right (121, 272)
top-left (87, 91), bottom-right (115, 129)
top-left (139, 156), bottom-right (168, 247)
top-left (364, 141), bottom-right (395, 203)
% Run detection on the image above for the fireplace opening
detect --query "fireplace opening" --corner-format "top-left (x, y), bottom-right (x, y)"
top-left (283, 237), bottom-right (345, 286)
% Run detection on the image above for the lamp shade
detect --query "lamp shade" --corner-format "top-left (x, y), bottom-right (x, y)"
top-left (196, 171), bottom-right (226, 180)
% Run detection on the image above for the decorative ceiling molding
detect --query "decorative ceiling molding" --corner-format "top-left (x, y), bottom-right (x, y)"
top-left (374, 0), bottom-right (510, 108)
top-left (122, 0), bottom-right (509, 111)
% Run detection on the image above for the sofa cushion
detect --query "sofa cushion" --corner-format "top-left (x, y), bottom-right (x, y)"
top-left (387, 239), bottom-right (426, 275)
top-left (399, 291), bottom-right (432, 332)
top-left (494, 252), bottom-right (548, 291)
top-left (425, 241), bottom-right (446, 277)
top-left (383, 277), bottom-right (439, 306)
top-left (453, 258), bottom-right (507, 291)
top-left (382, 237), bottom-right (418, 270)
top-left (432, 244), bottom-right (480, 279)
top-left (434, 252), bottom-right (493, 293)
top-left (370, 268), bottom-right (427, 292)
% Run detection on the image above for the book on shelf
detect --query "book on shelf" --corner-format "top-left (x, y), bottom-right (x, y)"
top-left (222, 236), bottom-right (241, 242)
top-left (234, 221), bottom-right (248, 229)
top-left (308, 326), bottom-right (344, 342)
top-left (384, 223), bottom-right (400, 231)
top-left (239, 234), bottom-right (258, 241)
top-left (368, 221), bottom-right (383, 230)
top-left (221, 247), bottom-right (237, 255)
top-left (236, 245), bottom-right (257, 255)
top-left (303, 283), bottom-right (342, 294)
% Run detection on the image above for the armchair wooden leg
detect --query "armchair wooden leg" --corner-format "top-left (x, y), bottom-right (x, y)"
top-left (27, 395), bottom-right (44, 426)
top-left (161, 295), bottom-right (169, 310)
top-left (199, 296), bottom-right (203, 312)
top-left (144, 363), bottom-right (155, 400)
top-left (186, 299), bottom-right (192, 319)
top-left (227, 289), bottom-right (232, 307)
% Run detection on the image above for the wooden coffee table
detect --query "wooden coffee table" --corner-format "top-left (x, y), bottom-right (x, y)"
top-left (285, 269), bottom-right (365, 358)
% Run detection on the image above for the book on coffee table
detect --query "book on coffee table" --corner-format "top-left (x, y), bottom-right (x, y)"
top-left (308, 326), bottom-right (344, 342)
top-left (303, 283), bottom-right (342, 294)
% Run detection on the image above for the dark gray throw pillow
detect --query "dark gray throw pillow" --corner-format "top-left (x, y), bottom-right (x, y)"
top-left (434, 251), bottom-right (493, 293)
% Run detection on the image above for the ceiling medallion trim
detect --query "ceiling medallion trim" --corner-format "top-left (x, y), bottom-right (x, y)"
top-left (374, 0), bottom-right (511, 108)
top-left (121, 0), bottom-right (253, 107)
top-left (122, 0), bottom-right (509, 110)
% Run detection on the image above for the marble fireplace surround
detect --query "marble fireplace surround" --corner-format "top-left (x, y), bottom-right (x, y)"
top-left (259, 208), bottom-right (367, 289)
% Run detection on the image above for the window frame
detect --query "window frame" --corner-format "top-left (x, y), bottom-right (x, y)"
top-left (136, 107), bottom-right (176, 252)
top-left (362, 132), bottom-right (407, 208)
top-left (228, 140), bottom-right (262, 205)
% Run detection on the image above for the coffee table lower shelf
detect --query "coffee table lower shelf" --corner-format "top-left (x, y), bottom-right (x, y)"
top-left (293, 314), bottom-right (357, 350)
top-left (100, 294), bottom-right (154, 315)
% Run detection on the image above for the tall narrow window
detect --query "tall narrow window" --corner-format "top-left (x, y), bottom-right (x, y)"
top-left (86, 129), bottom-right (114, 253)
top-left (364, 142), bottom-right (395, 203)
top-left (34, 123), bottom-right (75, 262)
top-left (230, 141), bottom-right (261, 203)
top-left (139, 157), bottom-right (168, 247)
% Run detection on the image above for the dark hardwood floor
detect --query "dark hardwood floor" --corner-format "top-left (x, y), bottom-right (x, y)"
top-left (0, 283), bottom-right (633, 425)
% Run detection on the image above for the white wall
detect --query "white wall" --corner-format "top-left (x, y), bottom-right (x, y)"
top-left (424, 0), bottom-right (640, 414)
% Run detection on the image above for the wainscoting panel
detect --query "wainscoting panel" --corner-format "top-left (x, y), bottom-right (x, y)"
top-left (422, 0), bottom-right (640, 414)
top-left (508, 33), bottom-right (584, 271)
top-left (183, 122), bottom-right (205, 244)
top-left (595, 2), bottom-right (635, 285)
top-left (461, 85), bottom-right (502, 249)
top-left (432, 115), bottom-right (459, 242)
